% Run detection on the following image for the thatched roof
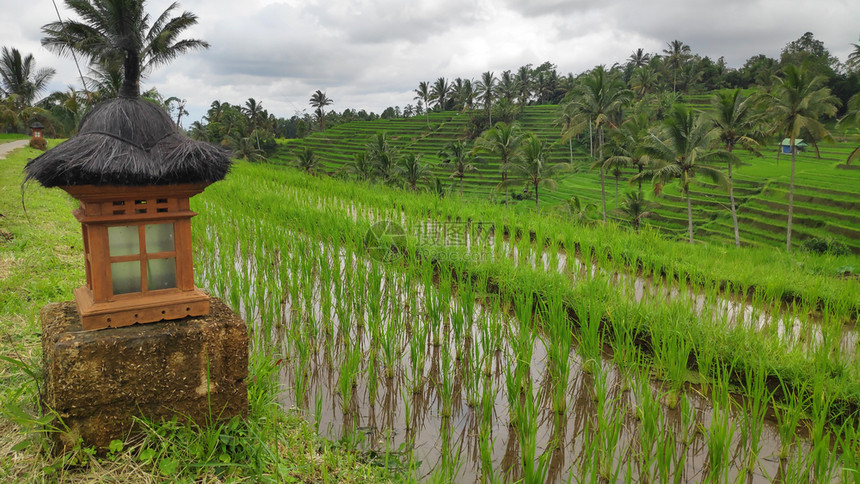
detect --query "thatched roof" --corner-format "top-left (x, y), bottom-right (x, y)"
top-left (24, 96), bottom-right (231, 187)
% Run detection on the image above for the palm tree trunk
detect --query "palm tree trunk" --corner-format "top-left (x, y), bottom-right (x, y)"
top-left (569, 139), bottom-right (573, 165)
top-left (598, 128), bottom-right (606, 222)
top-left (727, 148), bottom-right (740, 247)
top-left (460, 174), bottom-right (464, 197)
top-left (637, 164), bottom-right (643, 195)
top-left (686, 186), bottom-right (694, 243)
top-left (534, 181), bottom-right (539, 211)
top-left (502, 169), bottom-right (508, 208)
top-left (614, 175), bottom-right (619, 207)
top-left (787, 141), bottom-right (796, 252)
top-left (600, 166), bottom-right (607, 222)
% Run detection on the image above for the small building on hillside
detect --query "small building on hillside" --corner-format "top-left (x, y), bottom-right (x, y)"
top-left (780, 138), bottom-right (808, 154)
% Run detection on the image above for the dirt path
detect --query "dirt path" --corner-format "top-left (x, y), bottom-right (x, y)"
top-left (0, 140), bottom-right (30, 160)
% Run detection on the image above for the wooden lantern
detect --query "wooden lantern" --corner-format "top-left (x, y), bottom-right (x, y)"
top-left (30, 121), bottom-right (44, 139)
top-left (63, 183), bottom-right (210, 330)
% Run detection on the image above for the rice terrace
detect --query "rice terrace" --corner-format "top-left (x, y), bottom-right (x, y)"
top-left (1, 1), bottom-right (860, 483)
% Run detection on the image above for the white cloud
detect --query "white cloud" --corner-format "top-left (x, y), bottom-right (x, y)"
top-left (1, 0), bottom-right (857, 123)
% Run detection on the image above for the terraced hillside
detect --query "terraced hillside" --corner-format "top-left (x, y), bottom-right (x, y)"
top-left (270, 106), bottom-right (860, 254)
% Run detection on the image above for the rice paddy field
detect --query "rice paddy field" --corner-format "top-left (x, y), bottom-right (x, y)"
top-left (2, 132), bottom-right (859, 481)
top-left (271, 104), bottom-right (860, 254)
top-left (190, 160), bottom-right (859, 482)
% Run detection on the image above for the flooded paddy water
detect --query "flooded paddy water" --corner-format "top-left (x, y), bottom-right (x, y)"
top-left (193, 178), bottom-right (858, 483)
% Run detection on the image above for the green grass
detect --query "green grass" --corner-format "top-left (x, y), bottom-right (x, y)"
top-left (0, 133), bottom-right (28, 143)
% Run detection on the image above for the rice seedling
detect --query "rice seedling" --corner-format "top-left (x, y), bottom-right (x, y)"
top-left (541, 293), bottom-right (573, 415)
top-left (437, 343), bottom-right (455, 418)
top-left (632, 365), bottom-right (660, 480)
top-left (774, 377), bottom-right (811, 460)
top-left (591, 364), bottom-right (625, 482)
top-left (702, 366), bottom-right (736, 484)
top-left (574, 296), bottom-right (603, 375)
top-left (337, 338), bottom-right (363, 414)
top-left (652, 329), bottom-right (692, 409)
top-left (512, 378), bottom-right (549, 484)
top-left (739, 364), bottom-right (771, 476)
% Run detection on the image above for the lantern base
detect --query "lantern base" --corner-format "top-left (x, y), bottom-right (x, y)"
top-left (74, 286), bottom-right (210, 330)
top-left (41, 297), bottom-right (248, 453)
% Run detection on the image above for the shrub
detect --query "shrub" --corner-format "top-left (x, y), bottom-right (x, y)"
top-left (800, 237), bottom-right (850, 256)
top-left (29, 138), bottom-right (47, 151)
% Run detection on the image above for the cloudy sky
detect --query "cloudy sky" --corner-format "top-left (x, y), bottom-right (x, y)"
top-left (2, 0), bottom-right (858, 124)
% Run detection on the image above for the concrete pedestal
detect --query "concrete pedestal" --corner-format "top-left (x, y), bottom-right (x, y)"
top-left (41, 296), bottom-right (249, 452)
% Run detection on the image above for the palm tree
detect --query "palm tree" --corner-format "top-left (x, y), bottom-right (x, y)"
top-left (346, 151), bottom-right (374, 181)
top-left (474, 121), bottom-right (524, 206)
top-left (559, 195), bottom-right (596, 225)
top-left (476, 71), bottom-right (495, 126)
top-left (662, 40), bottom-right (691, 93)
top-left (85, 58), bottom-right (123, 100)
top-left (843, 93), bottom-right (860, 165)
top-left (605, 111), bottom-right (651, 195)
top-left (768, 64), bottom-right (839, 252)
top-left (709, 89), bottom-right (762, 247)
top-left (414, 81), bottom-right (431, 127)
top-left (0, 47), bottom-right (56, 110)
top-left (562, 66), bottom-right (632, 221)
top-left (42, 0), bottom-right (209, 98)
top-left (628, 48), bottom-right (651, 68)
top-left (506, 134), bottom-right (564, 211)
top-left (515, 65), bottom-right (531, 107)
top-left (614, 191), bottom-right (656, 233)
top-left (847, 35), bottom-right (860, 74)
top-left (397, 153), bottom-right (431, 190)
top-left (629, 66), bottom-right (659, 99)
top-left (438, 140), bottom-right (479, 197)
top-left (294, 147), bottom-right (319, 174)
top-left (431, 77), bottom-right (451, 111)
top-left (309, 90), bottom-right (333, 131)
top-left (366, 132), bottom-right (398, 183)
top-left (637, 105), bottom-right (732, 244)
top-left (498, 70), bottom-right (517, 103)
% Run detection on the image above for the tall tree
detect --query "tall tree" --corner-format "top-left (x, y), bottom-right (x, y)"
top-left (397, 153), bottom-right (431, 190)
top-left (637, 105), bottom-right (732, 244)
top-left (438, 140), bottom-right (478, 197)
top-left (506, 134), bottom-right (564, 211)
top-left (294, 147), bottom-right (319, 174)
top-left (562, 66), bottom-right (632, 221)
top-left (0, 47), bottom-right (55, 110)
top-left (605, 111), bottom-right (651, 195)
top-left (847, 35), bottom-right (860, 74)
top-left (309, 90), bottom-right (333, 131)
top-left (628, 48), bottom-right (651, 69)
top-left (431, 77), bottom-right (451, 111)
top-left (366, 132), bottom-right (398, 183)
top-left (768, 64), bottom-right (839, 252)
top-left (414, 81), bottom-right (431, 127)
top-left (844, 93), bottom-right (860, 165)
top-left (515, 65), bottom-right (531, 107)
top-left (614, 191), bottom-right (656, 233)
top-left (709, 89), bottom-right (761, 247)
top-left (476, 71), bottom-right (496, 126)
top-left (498, 70), bottom-right (517, 103)
top-left (42, 0), bottom-right (209, 98)
top-left (662, 40), bottom-right (691, 93)
top-left (474, 121), bottom-right (524, 206)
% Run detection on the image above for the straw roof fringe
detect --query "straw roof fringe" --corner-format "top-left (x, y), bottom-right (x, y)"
top-left (25, 96), bottom-right (231, 187)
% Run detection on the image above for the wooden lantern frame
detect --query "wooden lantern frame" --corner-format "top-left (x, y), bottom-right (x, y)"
top-left (30, 122), bottom-right (44, 139)
top-left (63, 183), bottom-right (210, 330)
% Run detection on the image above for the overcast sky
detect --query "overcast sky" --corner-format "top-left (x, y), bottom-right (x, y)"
top-left (2, 0), bottom-right (858, 124)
